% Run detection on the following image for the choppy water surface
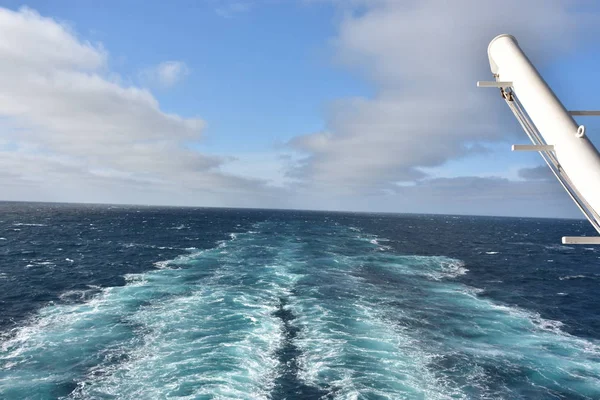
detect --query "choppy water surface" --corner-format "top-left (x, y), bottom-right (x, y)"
top-left (1, 202), bottom-right (599, 399)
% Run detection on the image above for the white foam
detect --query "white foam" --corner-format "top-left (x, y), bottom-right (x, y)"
top-left (13, 223), bottom-right (46, 227)
top-left (68, 228), bottom-right (293, 399)
top-left (544, 244), bottom-right (575, 251)
top-left (4, 222), bottom-right (599, 398)
top-left (58, 289), bottom-right (98, 303)
top-left (24, 260), bottom-right (56, 269)
top-left (291, 284), bottom-right (463, 399)
top-left (403, 257), bottom-right (468, 281)
top-left (559, 275), bottom-right (588, 281)
top-left (153, 260), bottom-right (171, 269)
top-left (464, 293), bottom-right (600, 357)
top-left (123, 242), bottom-right (179, 250)
top-left (1, 223), bottom-right (291, 399)
top-left (438, 260), bottom-right (469, 279)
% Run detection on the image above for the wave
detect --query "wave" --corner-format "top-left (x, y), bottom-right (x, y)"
top-left (12, 223), bottom-right (46, 227)
top-left (379, 255), bottom-right (469, 281)
top-left (285, 232), bottom-right (600, 398)
top-left (58, 288), bottom-right (100, 303)
top-left (290, 278), bottom-right (462, 398)
top-left (559, 274), bottom-right (600, 281)
top-left (1, 227), bottom-right (288, 399)
top-left (425, 285), bottom-right (600, 398)
top-left (121, 242), bottom-right (181, 250)
top-left (544, 244), bottom-right (575, 251)
top-left (2, 222), bottom-right (600, 399)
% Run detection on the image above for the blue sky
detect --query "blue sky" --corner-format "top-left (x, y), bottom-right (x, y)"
top-left (2, 1), bottom-right (363, 150)
top-left (0, 0), bottom-right (599, 218)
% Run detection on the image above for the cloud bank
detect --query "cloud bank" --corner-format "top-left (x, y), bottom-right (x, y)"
top-left (0, 7), bottom-right (280, 207)
top-left (0, 3), bottom-right (593, 218)
top-left (289, 0), bottom-right (595, 198)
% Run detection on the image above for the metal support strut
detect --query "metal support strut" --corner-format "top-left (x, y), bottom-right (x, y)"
top-left (479, 80), bottom-right (600, 243)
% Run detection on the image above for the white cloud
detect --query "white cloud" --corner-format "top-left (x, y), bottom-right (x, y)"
top-left (0, 7), bottom-right (105, 71)
top-left (140, 61), bottom-right (190, 88)
top-left (0, 4), bottom-right (594, 217)
top-left (285, 174), bottom-right (581, 218)
top-left (0, 6), bottom-right (280, 206)
top-left (288, 0), bottom-right (597, 196)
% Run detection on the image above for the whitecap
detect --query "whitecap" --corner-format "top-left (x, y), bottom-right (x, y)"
top-left (544, 244), bottom-right (575, 251)
top-left (291, 276), bottom-right (463, 398)
top-left (435, 259), bottom-right (469, 280)
top-left (559, 275), bottom-right (588, 281)
top-left (13, 223), bottom-right (46, 227)
top-left (153, 260), bottom-right (171, 269)
top-left (58, 289), bottom-right (98, 303)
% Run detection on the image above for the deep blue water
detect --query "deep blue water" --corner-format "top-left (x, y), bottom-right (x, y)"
top-left (1, 202), bottom-right (599, 399)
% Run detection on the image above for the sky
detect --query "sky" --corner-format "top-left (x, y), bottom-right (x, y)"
top-left (1, 0), bottom-right (600, 218)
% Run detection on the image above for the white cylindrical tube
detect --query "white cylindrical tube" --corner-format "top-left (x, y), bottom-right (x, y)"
top-left (488, 34), bottom-right (600, 217)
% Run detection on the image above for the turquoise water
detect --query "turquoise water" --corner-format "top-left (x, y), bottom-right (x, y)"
top-left (1, 203), bottom-right (599, 398)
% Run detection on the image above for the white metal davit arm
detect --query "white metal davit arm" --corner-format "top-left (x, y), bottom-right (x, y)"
top-left (478, 34), bottom-right (600, 245)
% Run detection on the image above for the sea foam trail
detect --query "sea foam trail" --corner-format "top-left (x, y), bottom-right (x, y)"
top-left (72, 231), bottom-right (305, 399)
top-left (366, 253), bottom-right (600, 398)
top-left (284, 230), bottom-right (467, 399)
top-left (284, 226), bottom-right (600, 399)
top-left (0, 226), bottom-right (293, 399)
top-left (2, 220), bottom-right (600, 399)
top-left (425, 284), bottom-right (600, 399)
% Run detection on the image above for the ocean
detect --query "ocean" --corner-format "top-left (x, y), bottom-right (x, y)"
top-left (0, 201), bottom-right (599, 399)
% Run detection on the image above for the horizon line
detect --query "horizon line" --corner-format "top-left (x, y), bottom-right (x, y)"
top-left (0, 199), bottom-right (586, 222)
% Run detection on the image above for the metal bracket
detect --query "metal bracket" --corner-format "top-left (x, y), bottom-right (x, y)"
top-left (562, 236), bottom-right (600, 245)
top-left (477, 81), bottom-right (513, 88)
top-left (511, 144), bottom-right (554, 152)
